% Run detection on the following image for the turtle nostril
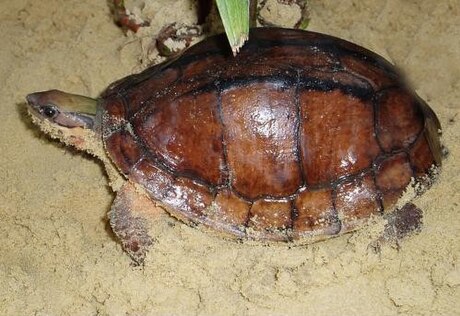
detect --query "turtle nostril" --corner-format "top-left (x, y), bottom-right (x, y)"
top-left (26, 93), bottom-right (39, 106)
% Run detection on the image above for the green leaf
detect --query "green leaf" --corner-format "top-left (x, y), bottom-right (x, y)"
top-left (215, 0), bottom-right (250, 55)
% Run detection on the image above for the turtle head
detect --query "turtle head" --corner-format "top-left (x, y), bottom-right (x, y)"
top-left (26, 90), bottom-right (97, 129)
top-left (26, 90), bottom-right (101, 154)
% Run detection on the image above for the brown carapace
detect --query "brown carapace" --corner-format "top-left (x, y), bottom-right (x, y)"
top-left (101, 28), bottom-right (442, 243)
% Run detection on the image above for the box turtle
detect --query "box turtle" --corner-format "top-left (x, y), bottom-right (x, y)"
top-left (26, 28), bottom-right (442, 264)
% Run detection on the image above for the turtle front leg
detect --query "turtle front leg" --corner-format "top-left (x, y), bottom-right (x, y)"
top-left (109, 181), bottom-right (159, 265)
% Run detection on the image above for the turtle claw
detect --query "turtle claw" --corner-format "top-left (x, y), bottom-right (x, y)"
top-left (109, 182), bottom-right (155, 265)
top-left (368, 203), bottom-right (423, 253)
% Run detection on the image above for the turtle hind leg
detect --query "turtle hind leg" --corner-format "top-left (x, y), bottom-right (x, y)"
top-left (385, 203), bottom-right (423, 241)
top-left (369, 203), bottom-right (423, 253)
top-left (109, 181), bottom-right (157, 265)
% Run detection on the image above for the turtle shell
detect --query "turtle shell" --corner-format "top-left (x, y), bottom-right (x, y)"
top-left (101, 28), bottom-right (442, 241)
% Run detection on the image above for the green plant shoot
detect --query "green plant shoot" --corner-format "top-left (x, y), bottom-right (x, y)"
top-left (215, 0), bottom-right (250, 55)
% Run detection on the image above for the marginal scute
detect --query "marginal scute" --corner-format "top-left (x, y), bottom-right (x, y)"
top-left (131, 158), bottom-right (175, 201)
top-left (105, 127), bottom-right (142, 175)
top-left (247, 199), bottom-right (291, 240)
top-left (132, 158), bottom-right (213, 222)
top-left (208, 189), bottom-right (250, 236)
top-left (421, 106), bottom-right (443, 166)
top-left (293, 188), bottom-right (340, 237)
top-left (335, 172), bottom-right (381, 232)
top-left (375, 152), bottom-right (413, 210)
top-left (410, 133), bottom-right (437, 177)
top-left (376, 88), bottom-right (424, 152)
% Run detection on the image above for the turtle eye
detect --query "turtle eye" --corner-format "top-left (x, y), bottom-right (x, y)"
top-left (40, 105), bottom-right (58, 118)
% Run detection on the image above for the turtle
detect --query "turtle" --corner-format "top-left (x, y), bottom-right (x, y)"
top-left (26, 27), bottom-right (442, 264)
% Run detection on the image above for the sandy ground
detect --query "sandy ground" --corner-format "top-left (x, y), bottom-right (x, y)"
top-left (1, 0), bottom-right (459, 315)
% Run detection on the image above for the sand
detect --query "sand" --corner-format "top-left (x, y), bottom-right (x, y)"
top-left (1, 0), bottom-right (459, 315)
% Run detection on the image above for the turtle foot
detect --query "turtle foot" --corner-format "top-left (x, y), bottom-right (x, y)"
top-left (109, 182), bottom-right (156, 265)
top-left (369, 203), bottom-right (423, 253)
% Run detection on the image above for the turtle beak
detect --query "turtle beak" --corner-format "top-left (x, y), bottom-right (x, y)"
top-left (26, 93), bottom-right (41, 111)
top-left (26, 93), bottom-right (37, 105)
top-left (26, 92), bottom-right (48, 121)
